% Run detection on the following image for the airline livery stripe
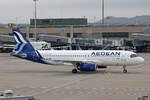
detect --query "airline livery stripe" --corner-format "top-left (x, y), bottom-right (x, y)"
top-left (14, 35), bottom-right (20, 43)
top-left (14, 32), bottom-right (23, 43)
top-left (15, 43), bottom-right (26, 54)
top-left (16, 43), bottom-right (21, 50)
top-left (14, 31), bottom-right (27, 43)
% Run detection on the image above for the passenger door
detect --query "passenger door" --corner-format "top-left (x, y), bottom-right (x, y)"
top-left (120, 52), bottom-right (127, 65)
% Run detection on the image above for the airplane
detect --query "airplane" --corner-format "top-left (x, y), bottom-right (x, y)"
top-left (10, 28), bottom-right (144, 73)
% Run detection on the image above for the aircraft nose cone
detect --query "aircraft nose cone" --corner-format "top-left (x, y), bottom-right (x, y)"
top-left (139, 57), bottom-right (144, 63)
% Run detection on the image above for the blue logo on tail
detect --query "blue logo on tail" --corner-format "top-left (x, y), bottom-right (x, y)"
top-left (11, 28), bottom-right (47, 64)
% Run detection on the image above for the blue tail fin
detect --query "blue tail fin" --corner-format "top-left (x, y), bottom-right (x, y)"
top-left (13, 28), bottom-right (34, 54)
top-left (11, 28), bottom-right (46, 64)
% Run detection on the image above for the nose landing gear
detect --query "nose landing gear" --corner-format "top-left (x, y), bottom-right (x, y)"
top-left (123, 65), bottom-right (127, 73)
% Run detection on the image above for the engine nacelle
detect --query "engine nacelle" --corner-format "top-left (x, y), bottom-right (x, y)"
top-left (80, 64), bottom-right (96, 72)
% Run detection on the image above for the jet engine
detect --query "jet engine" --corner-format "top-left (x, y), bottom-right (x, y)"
top-left (80, 64), bottom-right (96, 72)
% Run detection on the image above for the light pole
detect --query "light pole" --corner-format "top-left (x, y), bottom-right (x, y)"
top-left (102, 0), bottom-right (104, 25)
top-left (33, 0), bottom-right (38, 41)
top-left (15, 17), bottom-right (18, 27)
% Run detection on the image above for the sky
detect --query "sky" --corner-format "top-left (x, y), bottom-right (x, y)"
top-left (0, 0), bottom-right (150, 23)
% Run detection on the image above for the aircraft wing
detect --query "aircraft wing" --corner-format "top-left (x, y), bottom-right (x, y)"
top-left (45, 59), bottom-right (101, 66)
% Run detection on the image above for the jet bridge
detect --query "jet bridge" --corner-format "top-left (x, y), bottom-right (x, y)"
top-left (0, 34), bottom-right (124, 51)
top-left (132, 33), bottom-right (150, 52)
top-left (0, 35), bottom-right (15, 44)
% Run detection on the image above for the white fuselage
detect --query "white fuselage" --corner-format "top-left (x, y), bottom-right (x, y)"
top-left (38, 50), bottom-right (144, 66)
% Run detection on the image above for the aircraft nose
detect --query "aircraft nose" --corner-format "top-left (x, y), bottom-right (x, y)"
top-left (138, 57), bottom-right (144, 63)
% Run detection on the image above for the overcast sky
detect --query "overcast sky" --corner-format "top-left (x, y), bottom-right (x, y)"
top-left (0, 0), bottom-right (150, 23)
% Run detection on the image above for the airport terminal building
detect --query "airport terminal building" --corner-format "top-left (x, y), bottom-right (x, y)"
top-left (0, 18), bottom-right (150, 52)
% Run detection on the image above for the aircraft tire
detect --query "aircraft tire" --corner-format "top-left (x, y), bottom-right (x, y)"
top-left (123, 69), bottom-right (127, 73)
top-left (72, 69), bottom-right (77, 73)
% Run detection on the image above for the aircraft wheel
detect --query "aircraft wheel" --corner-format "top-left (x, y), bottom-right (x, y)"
top-left (72, 69), bottom-right (78, 73)
top-left (123, 69), bottom-right (127, 73)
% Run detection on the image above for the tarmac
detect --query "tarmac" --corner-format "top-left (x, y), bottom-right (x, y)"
top-left (0, 53), bottom-right (149, 100)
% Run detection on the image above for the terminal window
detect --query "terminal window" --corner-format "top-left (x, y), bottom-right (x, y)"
top-left (30, 18), bottom-right (87, 26)
top-left (67, 33), bottom-right (83, 38)
top-left (102, 32), bottom-right (129, 38)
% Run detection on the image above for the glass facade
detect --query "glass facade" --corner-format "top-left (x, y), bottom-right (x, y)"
top-left (30, 18), bottom-right (87, 26)
top-left (102, 32), bottom-right (129, 38)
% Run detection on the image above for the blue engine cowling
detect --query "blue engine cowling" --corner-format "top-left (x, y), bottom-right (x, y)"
top-left (80, 64), bottom-right (96, 72)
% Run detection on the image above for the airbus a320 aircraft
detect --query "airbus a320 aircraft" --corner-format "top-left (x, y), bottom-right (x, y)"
top-left (11, 28), bottom-right (144, 73)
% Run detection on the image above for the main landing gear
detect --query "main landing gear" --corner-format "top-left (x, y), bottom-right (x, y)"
top-left (72, 69), bottom-right (78, 73)
top-left (72, 63), bottom-right (80, 73)
top-left (123, 65), bottom-right (127, 73)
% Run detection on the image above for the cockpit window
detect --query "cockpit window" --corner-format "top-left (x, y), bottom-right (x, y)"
top-left (130, 54), bottom-right (138, 58)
